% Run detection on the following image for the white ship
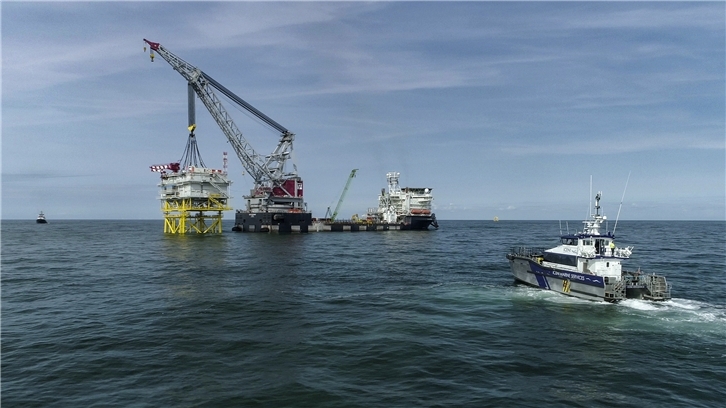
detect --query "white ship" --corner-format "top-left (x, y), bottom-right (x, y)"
top-left (506, 192), bottom-right (671, 302)
top-left (366, 172), bottom-right (438, 230)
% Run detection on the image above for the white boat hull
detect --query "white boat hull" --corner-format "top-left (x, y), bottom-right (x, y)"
top-left (508, 255), bottom-right (609, 301)
top-left (505, 191), bottom-right (671, 303)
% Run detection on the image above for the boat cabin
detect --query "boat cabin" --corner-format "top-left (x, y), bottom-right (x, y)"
top-left (558, 233), bottom-right (616, 257)
top-left (540, 191), bottom-right (634, 279)
top-left (543, 232), bottom-right (631, 279)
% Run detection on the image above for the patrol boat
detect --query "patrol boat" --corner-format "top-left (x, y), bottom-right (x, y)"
top-left (506, 192), bottom-right (671, 302)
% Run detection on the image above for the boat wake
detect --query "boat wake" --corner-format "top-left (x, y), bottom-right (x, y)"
top-left (512, 284), bottom-right (607, 305)
top-left (512, 285), bottom-right (726, 327)
top-left (618, 298), bottom-right (726, 331)
top-left (619, 298), bottom-right (661, 311)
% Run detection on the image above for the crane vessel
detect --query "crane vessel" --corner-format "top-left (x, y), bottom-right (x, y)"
top-left (144, 39), bottom-right (312, 233)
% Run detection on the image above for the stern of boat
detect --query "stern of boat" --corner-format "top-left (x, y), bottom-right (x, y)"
top-left (624, 271), bottom-right (672, 301)
top-left (603, 276), bottom-right (626, 302)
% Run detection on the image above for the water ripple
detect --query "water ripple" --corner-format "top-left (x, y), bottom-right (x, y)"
top-left (2, 220), bottom-right (724, 407)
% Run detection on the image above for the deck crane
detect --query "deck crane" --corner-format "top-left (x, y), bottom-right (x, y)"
top-left (144, 39), bottom-right (312, 232)
top-left (326, 169), bottom-right (358, 222)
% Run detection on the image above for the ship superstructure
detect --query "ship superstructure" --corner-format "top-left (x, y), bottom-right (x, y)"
top-left (367, 172), bottom-right (438, 230)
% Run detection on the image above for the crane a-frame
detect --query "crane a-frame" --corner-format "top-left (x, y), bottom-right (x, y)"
top-left (144, 39), bottom-right (312, 232)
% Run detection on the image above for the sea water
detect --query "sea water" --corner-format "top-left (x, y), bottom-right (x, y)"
top-left (2, 220), bottom-right (724, 407)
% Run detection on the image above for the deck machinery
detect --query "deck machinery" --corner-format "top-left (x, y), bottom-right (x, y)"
top-left (144, 39), bottom-right (312, 233)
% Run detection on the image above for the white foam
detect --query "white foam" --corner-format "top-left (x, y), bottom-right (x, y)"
top-left (620, 299), bottom-right (660, 311)
top-left (511, 286), bottom-right (604, 305)
top-left (618, 297), bottom-right (726, 333)
top-left (546, 294), bottom-right (598, 305)
top-left (509, 288), bottom-right (726, 329)
top-left (668, 298), bottom-right (706, 311)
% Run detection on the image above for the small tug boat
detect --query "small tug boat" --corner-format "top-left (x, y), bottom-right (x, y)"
top-left (506, 192), bottom-right (671, 302)
top-left (36, 211), bottom-right (48, 224)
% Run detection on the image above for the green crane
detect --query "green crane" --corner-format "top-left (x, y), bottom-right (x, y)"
top-left (327, 169), bottom-right (358, 222)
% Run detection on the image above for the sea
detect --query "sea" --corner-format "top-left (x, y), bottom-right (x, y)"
top-left (2, 219), bottom-right (724, 407)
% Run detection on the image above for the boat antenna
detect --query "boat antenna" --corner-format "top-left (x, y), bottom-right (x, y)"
top-left (613, 171), bottom-right (631, 235)
top-left (587, 175), bottom-right (593, 220)
top-left (559, 220), bottom-right (563, 235)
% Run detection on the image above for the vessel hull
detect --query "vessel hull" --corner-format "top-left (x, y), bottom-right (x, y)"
top-left (311, 222), bottom-right (399, 232)
top-left (233, 211), bottom-right (312, 233)
top-left (400, 215), bottom-right (437, 230)
top-left (508, 256), bottom-right (607, 301)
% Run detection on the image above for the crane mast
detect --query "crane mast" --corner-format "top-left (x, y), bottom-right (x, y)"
top-left (143, 39), bottom-right (305, 217)
top-left (330, 169), bottom-right (358, 222)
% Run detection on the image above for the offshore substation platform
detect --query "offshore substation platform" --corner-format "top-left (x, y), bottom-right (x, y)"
top-left (150, 147), bottom-right (232, 234)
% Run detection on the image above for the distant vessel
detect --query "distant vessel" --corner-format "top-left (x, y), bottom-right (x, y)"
top-left (365, 172), bottom-right (438, 230)
top-left (506, 192), bottom-right (671, 302)
top-left (36, 211), bottom-right (48, 224)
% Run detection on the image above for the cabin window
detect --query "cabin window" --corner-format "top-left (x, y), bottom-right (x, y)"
top-left (543, 252), bottom-right (578, 267)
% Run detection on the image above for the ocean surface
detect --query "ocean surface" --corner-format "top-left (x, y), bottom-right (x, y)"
top-left (2, 219), bottom-right (725, 407)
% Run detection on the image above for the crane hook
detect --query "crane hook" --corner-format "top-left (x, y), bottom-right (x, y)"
top-left (150, 51), bottom-right (155, 62)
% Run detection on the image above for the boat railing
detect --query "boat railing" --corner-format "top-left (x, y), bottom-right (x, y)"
top-left (645, 274), bottom-right (672, 300)
top-left (613, 246), bottom-right (633, 258)
top-left (509, 247), bottom-right (546, 258)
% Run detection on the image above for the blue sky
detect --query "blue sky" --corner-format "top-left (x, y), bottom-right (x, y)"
top-left (2, 1), bottom-right (724, 220)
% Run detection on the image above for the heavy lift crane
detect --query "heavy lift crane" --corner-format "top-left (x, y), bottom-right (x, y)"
top-left (144, 39), bottom-right (312, 232)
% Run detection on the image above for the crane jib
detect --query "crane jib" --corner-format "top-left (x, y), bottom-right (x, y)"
top-left (143, 39), bottom-right (160, 51)
top-left (200, 73), bottom-right (289, 135)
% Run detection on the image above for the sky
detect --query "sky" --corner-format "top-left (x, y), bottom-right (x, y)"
top-left (2, 1), bottom-right (724, 221)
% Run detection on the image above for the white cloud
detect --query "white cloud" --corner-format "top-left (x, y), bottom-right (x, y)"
top-left (2, 2), bottom-right (723, 220)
